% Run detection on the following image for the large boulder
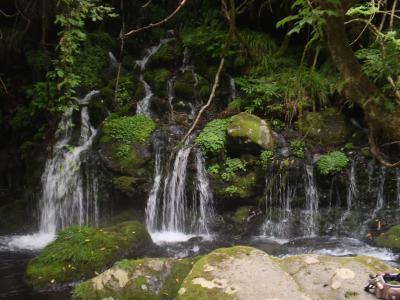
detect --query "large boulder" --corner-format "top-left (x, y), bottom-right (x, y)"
top-left (26, 221), bottom-right (152, 289)
top-left (297, 108), bottom-right (350, 145)
top-left (74, 257), bottom-right (198, 300)
top-left (227, 113), bottom-right (275, 150)
top-left (177, 246), bottom-right (395, 300)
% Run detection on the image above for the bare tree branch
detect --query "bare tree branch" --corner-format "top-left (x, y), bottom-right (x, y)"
top-left (369, 130), bottom-right (400, 167)
top-left (180, 57), bottom-right (226, 143)
top-left (124, 0), bottom-right (187, 37)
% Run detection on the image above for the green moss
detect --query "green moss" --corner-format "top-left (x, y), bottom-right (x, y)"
top-left (196, 119), bottom-right (231, 156)
top-left (101, 115), bottom-right (155, 145)
top-left (375, 224), bottom-right (400, 251)
top-left (227, 112), bottom-right (275, 150)
top-left (317, 151), bottom-right (349, 175)
top-left (151, 43), bottom-right (175, 66)
top-left (177, 246), bottom-right (253, 300)
top-left (26, 221), bottom-right (151, 289)
top-left (144, 68), bottom-right (172, 93)
top-left (74, 257), bottom-right (199, 300)
top-left (174, 81), bottom-right (194, 100)
top-left (112, 176), bottom-right (137, 195)
top-left (232, 206), bottom-right (252, 224)
top-left (297, 109), bottom-right (350, 145)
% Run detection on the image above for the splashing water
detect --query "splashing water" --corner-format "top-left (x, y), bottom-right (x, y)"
top-left (4, 91), bottom-right (99, 250)
top-left (262, 171), bottom-right (296, 238)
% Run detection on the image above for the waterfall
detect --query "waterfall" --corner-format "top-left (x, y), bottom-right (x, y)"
top-left (146, 142), bottom-right (216, 243)
top-left (39, 90), bottom-right (99, 233)
top-left (396, 169), bottom-right (400, 205)
top-left (228, 76), bottom-right (236, 100)
top-left (108, 51), bottom-right (119, 69)
top-left (303, 164), bottom-right (319, 236)
top-left (5, 91), bottom-right (99, 250)
top-left (145, 147), bottom-right (163, 233)
top-left (191, 150), bottom-right (216, 234)
top-left (346, 160), bottom-right (358, 210)
top-left (376, 166), bottom-right (386, 210)
top-left (136, 37), bottom-right (173, 116)
top-left (262, 171), bottom-right (296, 239)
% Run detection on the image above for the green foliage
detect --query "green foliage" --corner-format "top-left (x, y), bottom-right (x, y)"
top-left (207, 164), bottom-right (220, 175)
top-left (181, 25), bottom-right (228, 59)
top-left (114, 76), bottom-right (134, 109)
top-left (221, 158), bottom-right (246, 181)
top-left (196, 118), bottom-right (231, 156)
top-left (224, 186), bottom-right (240, 197)
top-left (26, 221), bottom-right (150, 288)
top-left (102, 115), bottom-right (155, 145)
top-left (317, 151), bottom-right (349, 175)
top-left (375, 224), bottom-right (400, 251)
top-left (289, 139), bottom-right (305, 158)
top-left (236, 67), bottom-right (337, 117)
top-left (270, 119), bottom-right (285, 132)
top-left (259, 150), bottom-right (274, 167)
top-left (25, 50), bottom-right (51, 76)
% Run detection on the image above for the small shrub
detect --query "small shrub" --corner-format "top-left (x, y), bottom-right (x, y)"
top-left (207, 164), bottom-right (220, 175)
top-left (317, 151), bottom-right (349, 175)
top-left (270, 119), bottom-right (285, 132)
top-left (221, 158), bottom-right (246, 181)
top-left (260, 150), bottom-right (273, 167)
top-left (289, 139), bottom-right (305, 158)
top-left (196, 118), bottom-right (231, 156)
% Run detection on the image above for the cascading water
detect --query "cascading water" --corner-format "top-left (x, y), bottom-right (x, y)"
top-left (376, 166), bottom-right (386, 211)
top-left (397, 169), bottom-right (400, 205)
top-left (228, 76), bottom-right (236, 100)
top-left (147, 142), bottom-right (216, 243)
top-left (303, 164), bottom-right (319, 236)
top-left (4, 91), bottom-right (99, 250)
top-left (136, 37), bottom-right (173, 116)
top-left (262, 171), bottom-right (296, 239)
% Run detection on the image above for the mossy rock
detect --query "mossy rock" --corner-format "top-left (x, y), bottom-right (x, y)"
top-left (74, 257), bottom-right (199, 300)
top-left (297, 108), bottom-right (350, 145)
top-left (26, 221), bottom-right (152, 289)
top-left (112, 176), bottom-right (141, 197)
top-left (174, 81), bottom-right (194, 100)
top-left (144, 68), bottom-right (172, 95)
top-left (227, 112), bottom-right (275, 150)
top-left (150, 43), bottom-right (176, 67)
top-left (99, 115), bottom-right (155, 177)
top-left (211, 170), bottom-right (258, 201)
top-left (232, 206), bottom-right (253, 225)
top-left (375, 224), bottom-right (400, 251)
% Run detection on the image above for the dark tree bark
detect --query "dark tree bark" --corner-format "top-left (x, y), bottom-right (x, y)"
top-left (318, 0), bottom-right (400, 146)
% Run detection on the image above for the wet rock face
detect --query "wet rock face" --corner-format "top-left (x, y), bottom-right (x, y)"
top-left (297, 108), bottom-right (350, 145)
top-left (227, 112), bottom-right (275, 151)
top-left (74, 257), bottom-right (197, 300)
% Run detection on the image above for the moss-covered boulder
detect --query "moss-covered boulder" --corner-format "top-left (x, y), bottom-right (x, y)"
top-left (227, 113), bottom-right (275, 150)
top-left (74, 257), bottom-right (198, 300)
top-left (177, 246), bottom-right (396, 300)
top-left (374, 224), bottom-right (400, 251)
top-left (99, 115), bottom-right (155, 178)
top-left (144, 68), bottom-right (172, 96)
top-left (298, 108), bottom-right (350, 145)
top-left (112, 176), bottom-right (147, 199)
top-left (26, 221), bottom-right (152, 289)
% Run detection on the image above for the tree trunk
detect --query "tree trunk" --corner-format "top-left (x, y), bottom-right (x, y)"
top-left (318, 0), bottom-right (400, 142)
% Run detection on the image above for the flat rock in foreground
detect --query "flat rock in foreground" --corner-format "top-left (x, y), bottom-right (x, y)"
top-left (178, 246), bottom-right (397, 300)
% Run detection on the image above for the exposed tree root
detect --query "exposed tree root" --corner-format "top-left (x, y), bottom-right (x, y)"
top-left (369, 130), bottom-right (400, 168)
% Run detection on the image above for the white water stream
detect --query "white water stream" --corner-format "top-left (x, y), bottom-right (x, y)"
top-left (3, 91), bottom-right (99, 250)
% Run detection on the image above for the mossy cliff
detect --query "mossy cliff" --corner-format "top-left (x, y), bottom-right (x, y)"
top-left (25, 221), bottom-right (152, 289)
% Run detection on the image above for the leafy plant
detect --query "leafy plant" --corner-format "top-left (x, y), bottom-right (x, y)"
top-left (207, 164), bottom-right (220, 175)
top-left (260, 150), bottom-right (274, 167)
top-left (221, 158), bottom-right (246, 181)
top-left (289, 139), bottom-right (305, 158)
top-left (196, 118), bottom-right (231, 156)
top-left (317, 151), bottom-right (349, 175)
top-left (102, 115), bottom-right (155, 145)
